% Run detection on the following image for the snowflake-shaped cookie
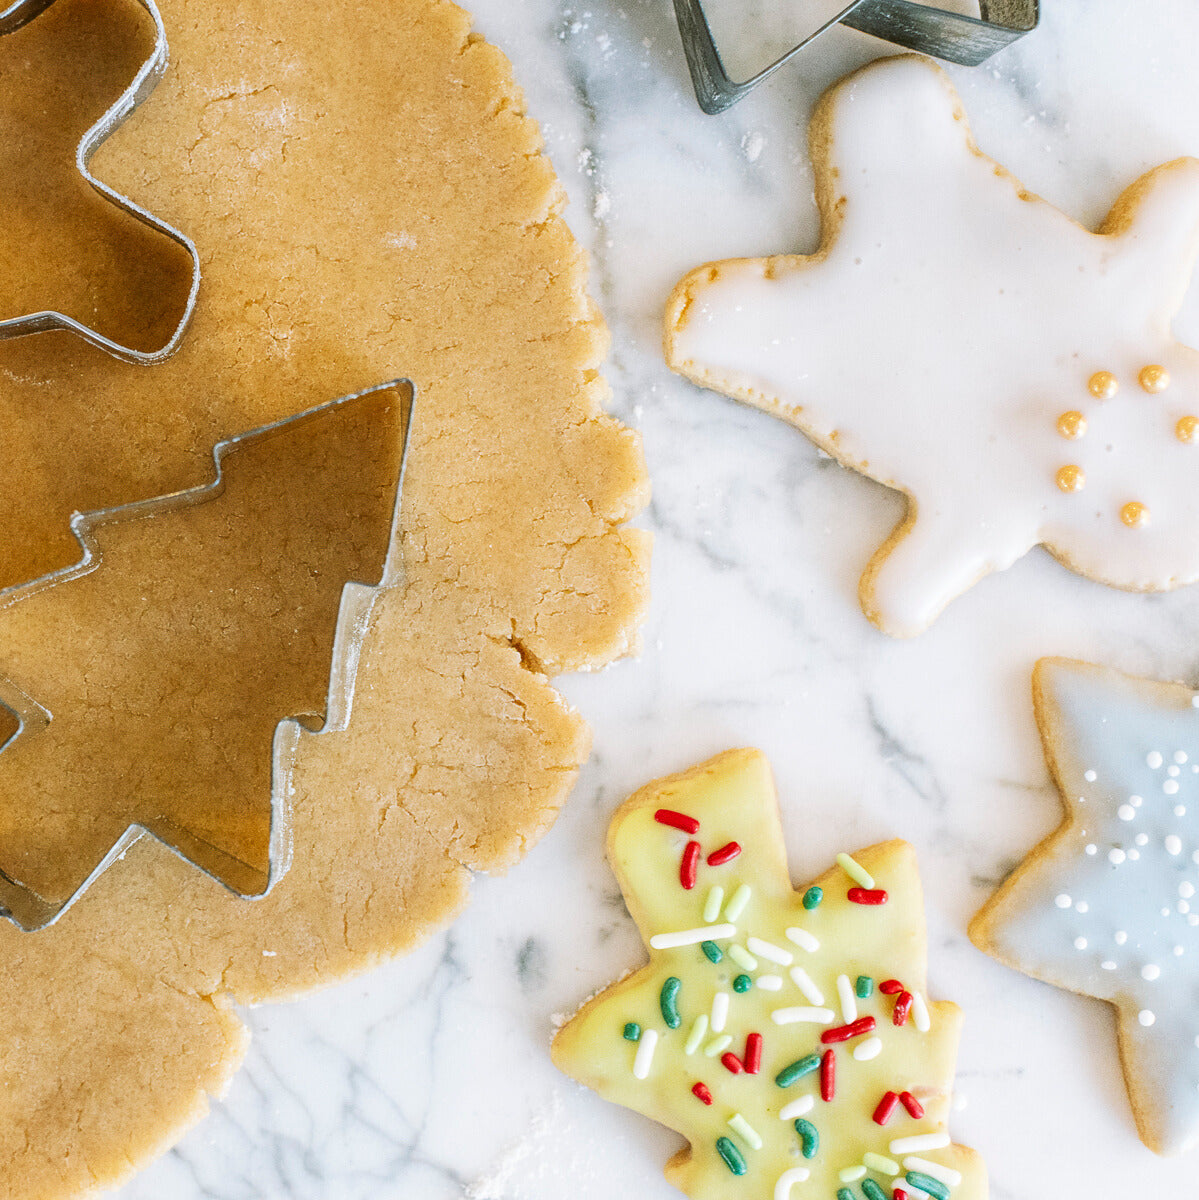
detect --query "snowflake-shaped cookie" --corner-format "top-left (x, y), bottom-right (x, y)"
top-left (665, 55), bottom-right (1199, 636)
top-left (972, 659), bottom-right (1199, 1155)
top-left (553, 749), bottom-right (983, 1200)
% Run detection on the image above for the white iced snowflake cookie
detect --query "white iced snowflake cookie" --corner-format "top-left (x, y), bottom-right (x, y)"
top-left (664, 55), bottom-right (1199, 637)
top-left (971, 659), bottom-right (1199, 1155)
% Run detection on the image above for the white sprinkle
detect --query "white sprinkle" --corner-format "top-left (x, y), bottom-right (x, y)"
top-left (1181, 882), bottom-right (1196, 899)
top-left (1164, 906), bottom-right (1175, 917)
top-left (912, 990), bottom-right (932, 1033)
top-left (757, 974), bottom-right (783, 991)
top-left (1084, 769), bottom-right (1097, 782)
top-left (1129, 850), bottom-right (1141, 861)
top-left (1074, 937), bottom-right (1088, 951)
top-left (1085, 844), bottom-right (1097, 856)
top-left (1171, 765), bottom-right (1183, 778)
top-left (836, 852), bottom-right (875, 889)
top-left (1181, 901), bottom-right (1192, 915)
top-left (724, 884), bottom-right (752, 921)
top-left (650, 924), bottom-right (737, 950)
top-left (1115, 931), bottom-right (1128, 945)
top-left (1135, 834), bottom-right (1149, 847)
top-left (1193, 850), bottom-right (1199, 865)
top-left (779, 1095), bottom-right (815, 1121)
top-left (1176, 946), bottom-right (1186, 957)
top-left (1076, 900), bottom-right (1090, 913)
top-left (772, 1006), bottom-right (835, 1026)
top-left (889, 1132), bottom-right (951, 1155)
top-left (1165, 780), bottom-right (1181, 796)
top-left (837, 974), bottom-right (858, 1023)
top-left (1167, 836), bottom-right (1184, 856)
top-left (1192, 695), bottom-right (1199, 708)
top-left (774, 1167), bottom-right (811, 1200)
top-left (854, 1036), bottom-right (884, 1061)
top-left (703, 886), bottom-right (725, 923)
top-left (711, 991), bottom-right (730, 1033)
top-left (902, 1157), bottom-right (963, 1188)
top-left (1118, 805), bottom-right (1136, 821)
top-left (1177, 806), bottom-right (1189, 818)
top-left (1055, 894), bottom-right (1072, 908)
top-left (789, 966), bottom-right (825, 1006)
top-left (1102, 961), bottom-right (1117, 970)
top-left (785, 927), bottom-right (820, 953)
top-left (633, 1028), bottom-right (658, 1079)
top-left (1190, 915), bottom-right (1199, 927)
top-left (748, 936), bottom-right (793, 966)
top-left (1109, 849), bottom-right (1126, 865)
top-left (1142, 964), bottom-right (1161, 981)
top-left (1149, 751), bottom-right (1164, 769)
top-left (1178, 751), bottom-right (1190, 765)
top-left (1131, 794), bottom-right (1144, 808)
top-left (1140, 1010), bottom-right (1156, 1027)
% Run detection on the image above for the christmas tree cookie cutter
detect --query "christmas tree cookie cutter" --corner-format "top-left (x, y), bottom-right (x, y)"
top-left (0, 378), bottom-right (414, 931)
top-left (673, 0), bottom-right (1039, 113)
top-left (0, 0), bottom-right (200, 363)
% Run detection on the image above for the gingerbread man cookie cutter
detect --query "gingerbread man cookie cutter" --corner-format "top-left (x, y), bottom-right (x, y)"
top-left (0, 379), bottom-right (414, 931)
top-left (673, 0), bottom-right (1039, 113)
top-left (0, 0), bottom-right (200, 363)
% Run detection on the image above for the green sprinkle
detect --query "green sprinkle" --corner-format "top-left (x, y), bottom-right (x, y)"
top-left (728, 944), bottom-right (758, 971)
top-left (855, 974), bottom-right (874, 999)
top-left (836, 1189), bottom-right (855, 1200)
top-left (862, 1152), bottom-right (898, 1175)
top-left (725, 883), bottom-right (752, 921)
top-left (836, 851), bottom-right (875, 889)
top-left (684, 1014), bottom-right (709, 1055)
top-left (703, 886), bottom-right (725, 923)
top-left (906, 1171), bottom-right (951, 1200)
top-left (861, 1181), bottom-right (889, 1200)
top-left (775, 1053), bottom-right (822, 1087)
top-left (794, 1118), bottom-right (818, 1158)
top-left (660, 977), bottom-right (682, 1029)
top-left (802, 886), bottom-right (823, 910)
top-left (715, 1136), bottom-right (747, 1176)
top-left (839, 1165), bottom-right (867, 1183)
top-left (727, 1112), bottom-right (763, 1150)
top-left (704, 1033), bottom-right (733, 1057)
top-left (701, 940), bottom-right (724, 963)
top-left (733, 973), bottom-right (752, 993)
top-left (622, 1022), bottom-right (641, 1042)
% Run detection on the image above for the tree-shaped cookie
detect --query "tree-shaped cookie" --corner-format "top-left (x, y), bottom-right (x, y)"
top-left (971, 659), bottom-right (1199, 1155)
top-left (665, 55), bottom-right (1199, 636)
top-left (554, 749), bottom-right (983, 1200)
top-left (0, 380), bottom-right (410, 929)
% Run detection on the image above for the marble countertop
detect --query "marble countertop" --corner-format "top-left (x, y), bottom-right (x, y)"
top-left (118, 2), bottom-right (1199, 1196)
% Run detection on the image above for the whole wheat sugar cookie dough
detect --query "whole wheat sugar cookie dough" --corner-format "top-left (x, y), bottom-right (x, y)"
top-left (554, 750), bottom-right (984, 1200)
top-left (665, 54), bottom-right (1199, 637)
top-left (971, 660), bottom-right (1199, 1156)
top-left (0, 0), bottom-right (648, 1196)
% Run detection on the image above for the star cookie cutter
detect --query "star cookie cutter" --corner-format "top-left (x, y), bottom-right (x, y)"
top-left (0, 378), bottom-right (414, 931)
top-left (0, 0), bottom-right (200, 363)
top-left (673, 0), bottom-right (1039, 113)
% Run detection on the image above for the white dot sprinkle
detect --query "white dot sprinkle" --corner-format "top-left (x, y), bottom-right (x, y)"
top-left (1136, 834), bottom-right (1149, 846)
top-left (1118, 805), bottom-right (1136, 821)
top-left (1076, 901), bottom-right (1089, 914)
top-left (1181, 901), bottom-right (1192, 915)
top-left (1055, 894), bottom-right (1072, 909)
top-left (1171, 765), bottom-right (1183, 777)
top-left (1129, 850), bottom-right (1141, 861)
top-left (1131, 795), bottom-right (1144, 808)
top-left (1165, 780), bottom-right (1181, 796)
top-left (1084, 769), bottom-right (1098, 782)
top-left (1164, 906), bottom-right (1175, 917)
top-left (1177, 806), bottom-right (1189, 818)
top-left (1177, 751), bottom-right (1190, 765)
top-left (1191, 914), bottom-right (1199, 927)
top-left (1140, 1010), bottom-right (1157, 1027)
top-left (1192, 696), bottom-right (1199, 708)
top-left (1149, 752), bottom-right (1165, 769)
top-left (1074, 936), bottom-right (1088, 950)
top-left (1102, 960), bottom-right (1117, 970)
top-left (1109, 849), bottom-right (1127, 864)
top-left (1176, 946), bottom-right (1186, 957)
top-left (1181, 883), bottom-right (1196, 899)
top-left (1116, 931), bottom-right (1129, 945)
top-left (1142, 964), bottom-right (1162, 981)
top-left (1167, 836), bottom-right (1183, 856)
top-left (1193, 850), bottom-right (1199, 865)
top-left (1085, 844), bottom-right (1097, 856)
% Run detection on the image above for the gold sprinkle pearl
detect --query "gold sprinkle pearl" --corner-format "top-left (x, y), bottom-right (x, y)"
top-left (1121, 501), bottom-right (1150, 528)
top-left (1139, 364), bottom-right (1170, 393)
top-left (1056, 464), bottom-right (1085, 493)
top-left (1088, 370), bottom-right (1119, 399)
top-left (1057, 410), bottom-right (1087, 439)
top-left (1178, 415), bottom-right (1199, 443)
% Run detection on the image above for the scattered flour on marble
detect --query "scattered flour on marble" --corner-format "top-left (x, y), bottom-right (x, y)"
top-left (741, 130), bottom-right (766, 162)
top-left (465, 1094), bottom-right (566, 1199)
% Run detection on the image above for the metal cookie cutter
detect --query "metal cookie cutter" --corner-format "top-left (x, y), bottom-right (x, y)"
top-left (674, 0), bottom-right (1039, 113)
top-left (0, 379), bottom-right (414, 931)
top-left (0, 0), bottom-right (200, 363)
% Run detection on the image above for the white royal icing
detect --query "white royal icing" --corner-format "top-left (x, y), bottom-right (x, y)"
top-left (976, 659), bottom-right (1199, 1154)
top-left (666, 56), bottom-right (1199, 636)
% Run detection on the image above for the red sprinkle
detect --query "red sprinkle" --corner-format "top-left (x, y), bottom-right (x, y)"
top-left (744, 1032), bottom-right (763, 1075)
top-left (894, 1191), bottom-right (910, 1200)
top-left (680, 840), bottom-right (701, 890)
top-left (847, 887), bottom-right (889, 905)
top-left (721, 1052), bottom-right (744, 1075)
top-left (707, 841), bottom-right (742, 867)
top-left (655, 809), bottom-right (700, 834)
top-left (872, 1090), bottom-right (900, 1126)
top-left (820, 1048), bottom-right (836, 1101)
top-left (820, 1016), bottom-right (877, 1045)
top-left (893, 991), bottom-right (914, 1027)
top-left (879, 979), bottom-right (905, 995)
top-left (899, 1090), bottom-right (925, 1119)
top-left (692, 1082), bottom-right (714, 1106)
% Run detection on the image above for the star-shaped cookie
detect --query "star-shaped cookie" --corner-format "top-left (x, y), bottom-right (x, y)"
top-left (971, 659), bottom-right (1199, 1155)
top-left (665, 55), bottom-right (1199, 636)
top-left (553, 749), bottom-right (984, 1200)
